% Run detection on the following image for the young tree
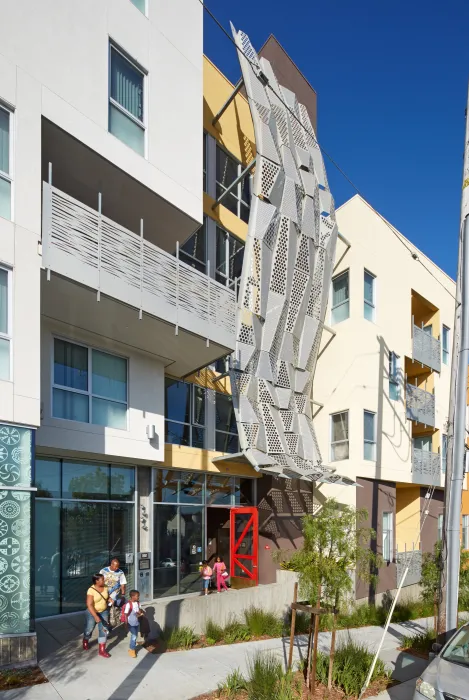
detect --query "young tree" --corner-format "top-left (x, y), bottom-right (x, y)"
top-left (421, 542), bottom-right (442, 635)
top-left (279, 499), bottom-right (380, 693)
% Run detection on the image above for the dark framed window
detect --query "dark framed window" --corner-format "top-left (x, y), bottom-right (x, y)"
top-left (216, 145), bottom-right (251, 223)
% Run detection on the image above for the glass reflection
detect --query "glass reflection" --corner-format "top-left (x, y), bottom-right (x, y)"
top-left (180, 506), bottom-right (204, 595)
top-left (153, 505), bottom-right (178, 598)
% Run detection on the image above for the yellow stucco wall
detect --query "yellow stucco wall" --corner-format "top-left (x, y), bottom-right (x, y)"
top-left (396, 486), bottom-right (421, 551)
top-left (203, 56), bottom-right (255, 244)
top-left (164, 444), bottom-right (258, 478)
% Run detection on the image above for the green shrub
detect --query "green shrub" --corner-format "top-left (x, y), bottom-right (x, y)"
top-left (163, 626), bottom-right (198, 650)
top-left (217, 669), bottom-right (246, 698)
top-left (223, 619), bottom-right (251, 644)
top-left (291, 611), bottom-right (312, 635)
top-left (246, 651), bottom-right (283, 700)
top-left (400, 628), bottom-right (435, 653)
top-left (205, 619), bottom-right (224, 643)
top-left (315, 636), bottom-right (389, 696)
top-left (244, 607), bottom-right (283, 638)
top-left (275, 671), bottom-right (300, 700)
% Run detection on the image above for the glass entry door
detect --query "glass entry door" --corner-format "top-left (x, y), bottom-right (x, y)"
top-left (230, 507), bottom-right (258, 587)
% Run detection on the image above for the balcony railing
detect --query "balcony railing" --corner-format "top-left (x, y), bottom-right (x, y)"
top-left (396, 549), bottom-right (422, 587)
top-left (412, 447), bottom-right (441, 485)
top-left (406, 383), bottom-right (435, 427)
top-left (412, 324), bottom-right (441, 373)
top-left (42, 183), bottom-right (236, 349)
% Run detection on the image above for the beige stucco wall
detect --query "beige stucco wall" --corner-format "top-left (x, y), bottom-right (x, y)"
top-left (314, 195), bottom-right (455, 509)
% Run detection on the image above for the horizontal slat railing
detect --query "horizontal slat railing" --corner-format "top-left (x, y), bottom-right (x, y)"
top-left (42, 183), bottom-right (236, 344)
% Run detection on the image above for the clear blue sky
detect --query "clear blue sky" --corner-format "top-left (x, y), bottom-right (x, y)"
top-left (203, 0), bottom-right (469, 280)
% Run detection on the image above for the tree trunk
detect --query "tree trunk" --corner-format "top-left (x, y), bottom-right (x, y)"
top-left (288, 582), bottom-right (298, 671)
top-left (304, 613), bottom-right (314, 684)
top-left (328, 594), bottom-right (339, 690)
top-left (309, 583), bottom-right (322, 697)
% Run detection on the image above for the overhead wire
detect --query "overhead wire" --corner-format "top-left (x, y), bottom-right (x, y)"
top-left (200, 2), bottom-right (447, 689)
top-left (199, 0), bottom-right (458, 301)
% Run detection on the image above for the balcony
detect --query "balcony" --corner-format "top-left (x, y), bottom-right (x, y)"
top-left (396, 549), bottom-right (422, 586)
top-left (412, 324), bottom-right (441, 373)
top-left (412, 447), bottom-right (441, 485)
top-left (41, 183), bottom-right (236, 376)
top-left (406, 383), bottom-right (435, 427)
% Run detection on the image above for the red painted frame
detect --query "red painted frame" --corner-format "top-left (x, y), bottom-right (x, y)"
top-left (230, 506), bottom-right (259, 585)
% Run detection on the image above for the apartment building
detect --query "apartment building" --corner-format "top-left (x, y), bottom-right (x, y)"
top-left (314, 195), bottom-right (463, 599)
top-left (0, 0), bottom-right (332, 665)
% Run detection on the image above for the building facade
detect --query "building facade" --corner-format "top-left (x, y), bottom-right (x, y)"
top-left (314, 195), bottom-right (466, 598)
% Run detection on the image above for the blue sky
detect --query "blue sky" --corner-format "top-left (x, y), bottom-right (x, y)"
top-left (203, 0), bottom-right (469, 280)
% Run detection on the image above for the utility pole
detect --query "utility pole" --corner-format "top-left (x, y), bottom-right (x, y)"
top-left (440, 85), bottom-right (469, 636)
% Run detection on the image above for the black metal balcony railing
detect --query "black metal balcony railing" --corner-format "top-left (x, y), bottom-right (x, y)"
top-left (406, 383), bottom-right (435, 427)
top-left (412, 325), bottom-right (441, 373)
top-left (412, 447), bottom-right (441, 484)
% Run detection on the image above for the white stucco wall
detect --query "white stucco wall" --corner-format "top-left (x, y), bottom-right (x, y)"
top-left (0, 56), bottom-right (41, 428)
top-left (0, 0), bottom-right (203, 222)
top-left (37, 319), bottom-right (165, 464)
top-left (314, 195), bottom-right (455, 505)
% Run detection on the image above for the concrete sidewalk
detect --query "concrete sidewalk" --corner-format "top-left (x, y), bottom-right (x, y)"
top-left (0, 614), bottom-right (432, 700)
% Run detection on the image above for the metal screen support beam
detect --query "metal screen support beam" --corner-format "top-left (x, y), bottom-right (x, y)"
top-left (338, 232), bottom-right (351, 248)
top-left (212, 78), bottom-right (244, 126)
top-left (212, 158), bottom-right (256, 210)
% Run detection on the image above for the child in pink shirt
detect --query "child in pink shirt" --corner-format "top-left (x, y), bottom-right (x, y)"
top-left (213, 556), bottom-right (229, 593)
top-left (201, 560), bottom-right (212, 596)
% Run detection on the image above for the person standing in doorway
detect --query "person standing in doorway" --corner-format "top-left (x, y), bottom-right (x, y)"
top-left (213, 556), bottom-right (229, 593)
top-left (100, 558), bottom-right (127, 626)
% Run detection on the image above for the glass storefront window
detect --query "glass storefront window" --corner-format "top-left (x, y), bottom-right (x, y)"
top-left (215, 393), bottom-right (239, 454)
top-left (62, 462), bottom-right (109, 500)
top-left (180, 506), bottom-right (204, 595)
top-left (35, 458), bottom-right (61, 498)
top-left (153, 504), bottom-right (178, 598)
top-left (154, 469), bottom-right (179, 503)
top-left (35, 500), bottom-right (61, 618)
top-left (34, 459), bottom-right (135, 618)
top-left (206, 474), bottom-right (233, 506)
top-left (179, 472), bottom-right (204, 504)
top-left (110, 466), bottom-right (135, 501)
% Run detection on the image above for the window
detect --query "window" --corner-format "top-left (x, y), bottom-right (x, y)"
top-left (442, 434), bottom-right (447, 474)
top-left (382, 512), bottom-right (393, 562)
top-left (389, 351), bottom-right (400, 401)
top-left (165, 378), bottom-right (206, 448)
top-left (414, 435), bottom-right (431, 452)
top-left (330, 411), bottom-right (349, 461)
top-left (0, 266), bottom-right (11, 381)
top-left (180, 219), bottom-right (206, 274)
top-left (364, 270), bottom-right (375, 322)
top-left (463, 515), bottom-right (469, 549)
top-left (364, 410), bottom-right (376, 461)
top-left (216, 227), bottom-right (244, 289)
top-left (130, 0), bottom-right (146, 13)
top-left (442, 325), bottom-right (450, 365)
top-left (331, 271), bottom-right (349, 324)
top-left (52, 338), bottom-right (128, 429)
top-left (438, 514), bottom-right (444, 542)
top-left (0, 105), bottom-right (12, 220)
top-left (215, 392), bottom-right (239, 454)
top-left (216, 146), bottom-right (250, 223)
top-left (109, 44), bottom-right (145, 156)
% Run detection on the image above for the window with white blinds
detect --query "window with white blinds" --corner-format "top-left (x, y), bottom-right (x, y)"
top-left (109, 44), bottom-right (145, 156)
top-left (330, 411), bottom-right (349, 461)
top-left (331, 271), bottom-right (349, 324)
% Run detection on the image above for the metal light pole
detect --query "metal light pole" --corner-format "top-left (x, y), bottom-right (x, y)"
top-left (441, 84), bottom-right (469, 635)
